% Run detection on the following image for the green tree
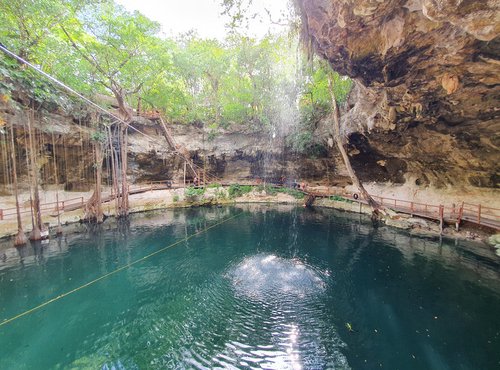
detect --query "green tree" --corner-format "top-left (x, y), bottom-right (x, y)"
top-left (60, 1), bottom-right (165, 217)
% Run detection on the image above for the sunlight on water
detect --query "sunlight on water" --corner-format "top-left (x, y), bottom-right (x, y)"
top-left (225, 253), bottom-right (350, 369)
top-left (227, 254), bottom-right (327, 301)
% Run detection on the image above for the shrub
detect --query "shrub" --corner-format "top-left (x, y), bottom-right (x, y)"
top-left (172, 194), bottom-right (179, 202)
top-left (216, 189), bottom-right (227, 200)
top-left (257, 185), bottom-right (304, 199)
top-left (184, 186), bottom-right (205, 202)
top-left (279, 187), bottom-right (305, 199)
top-left (329, 195), bottom-right (354, 203)
top-left (228, 184), bottom-right (253, 199)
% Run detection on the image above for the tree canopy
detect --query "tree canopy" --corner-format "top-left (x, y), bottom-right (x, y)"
top-left (0, 0), bottom-right (352, 148)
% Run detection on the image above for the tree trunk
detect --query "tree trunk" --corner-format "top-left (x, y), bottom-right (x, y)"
top-left (9, 124), bottom-right (27, 246)
top-left (327, 74), bottom-right (384, 215)
top-left (84, 138), bottom-right (104, 223)
top-left (27, 108), bottom-right (42, 240)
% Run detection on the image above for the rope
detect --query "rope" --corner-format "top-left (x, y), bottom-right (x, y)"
top-left (0, 210), bottom-right (243, 329)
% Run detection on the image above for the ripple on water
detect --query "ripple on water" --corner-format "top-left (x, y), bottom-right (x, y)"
top-left (227, 254), bottom-right (327, 302)
top-left (218, 253), bottom-right (351, 369)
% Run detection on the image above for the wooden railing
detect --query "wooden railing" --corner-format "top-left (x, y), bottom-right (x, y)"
top-left (339, 193), bottom-right (500, 230)
top-left (303, 188), bottom-right (500, 230)
top-left (0, 182), bottom-right (498, 230)
top-left (0, 197), bottom-right (85, 221)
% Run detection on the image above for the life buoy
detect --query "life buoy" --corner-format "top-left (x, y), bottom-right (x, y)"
top-left (353, 193), bottom-right (359, 200)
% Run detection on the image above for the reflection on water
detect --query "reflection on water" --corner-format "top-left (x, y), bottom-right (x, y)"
top-left (0, 205), bottom-right (499, 370)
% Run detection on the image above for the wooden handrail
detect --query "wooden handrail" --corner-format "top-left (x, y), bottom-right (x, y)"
top-left (0, 183), bottom-right (498, 229)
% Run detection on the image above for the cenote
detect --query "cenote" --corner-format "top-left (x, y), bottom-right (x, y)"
top-left (1, 206), bottom-right (499, 370)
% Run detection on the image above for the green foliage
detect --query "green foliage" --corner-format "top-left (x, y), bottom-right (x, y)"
top-left (215, 188), bottom-right (227, 200)
top-left (278, 187), bottom-right (305, 199)
top-left (0, 0), bottom-right (352, 146)
top-left (259, 185), bottom-right (304, 199)
top-left (286, 129), bottom-right (328, 157)
top-left (288, 57), bottom-right (353, 156)
top-left (90, 130), bottom-right (107, 143)
top-left (329, 195), bottom-right (354, 204)
top-left (184, 186), bottom-right (205, 197)
top-left (172, 194), bottom-right (179, 202)
top-left (227, 184), bottom-right (253, 198)
top-left (207, 183), bottom-right (222, 188)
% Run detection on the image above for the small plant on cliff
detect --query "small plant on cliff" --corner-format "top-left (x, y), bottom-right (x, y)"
top-left (172, 194), bottom-right (179, 202)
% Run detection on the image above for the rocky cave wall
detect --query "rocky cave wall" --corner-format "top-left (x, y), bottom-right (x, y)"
top-left (0, 98), bottom-right (337, 192)
top-left (128, 119), bottom-right (337, 185)
top-left (298, 0), bottom-right (499, 189)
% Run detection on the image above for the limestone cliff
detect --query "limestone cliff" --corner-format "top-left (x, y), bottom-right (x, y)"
top-left (297, 0), bottom-right (500, 189)
top-left (0, 97), bottom-right (333, 191)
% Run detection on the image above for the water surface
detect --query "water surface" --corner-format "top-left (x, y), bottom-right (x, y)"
top-left (0, 205), bottom-right (499, 369)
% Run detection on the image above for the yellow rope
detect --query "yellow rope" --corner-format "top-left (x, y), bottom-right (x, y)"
top-left (0, 211), bottom-right (243, 328)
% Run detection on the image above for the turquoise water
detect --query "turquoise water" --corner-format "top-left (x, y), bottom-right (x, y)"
top-left (0, 205), bottom-right (499, 369)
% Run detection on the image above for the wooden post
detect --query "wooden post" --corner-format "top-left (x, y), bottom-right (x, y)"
top-left (456, 202), bottom-right (464, 231)
top-left (0, 209), bottom-right (3, 221)
top-left (478, 204), bottom-right (481, 224)
top-left (183, 161), bottom-right (186, 187)
top-left (410, 202), bottom-right (414, 215)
